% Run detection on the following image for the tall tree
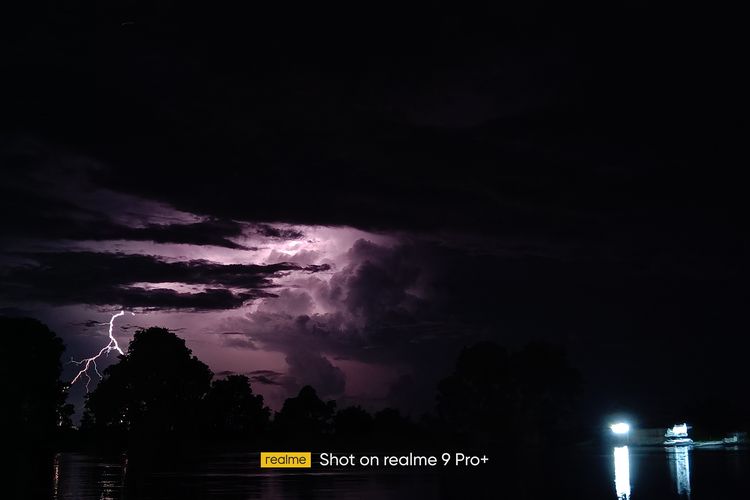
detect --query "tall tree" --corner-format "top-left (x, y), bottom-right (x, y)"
top-left (274, 386), bottom-right (336, 441)
top-left (0, 317), bottom-right (70, 441)
top-left (202, 375), bottom-right (270, 437)
top-left (437, 342), bottom-right (513, 436)
top-left (334, 405), bottom-right (373, 438)
top-left (86, 327), bottom-right (212, 435)
top-left (0, 317), bottom-right (71, 498)
top-left (437, 341), bottom-right (580, 445)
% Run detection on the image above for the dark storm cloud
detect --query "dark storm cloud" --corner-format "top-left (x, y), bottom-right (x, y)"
top-left (218, 240), bottom-right (470, 369)
top-left (255, 224), bottom-right (305, 240)
top-left (2, 5), bottom-right (742, 261)
top-left (115, 287), bottom-right (256, 310)
top-left (220, 332), bottom-right (259, 350)
top-left (285, 349), bottom-right (346, 398)
top-left (0, 5), bottom-right (598, 234)
top-left (247, 370), bottom-right (284, 386)
top-left (0, 139), bottom-right (256, 250)
top-left (0, 186), bottom-right (252, 250)
top-left (221, 240), bottom-right (472, 359)
top-left (0, 251), bottom-right (330, 310)
top-left (113, 219), bottom-right (253, 250)
top-left (73, 320), bottom-right (102, 329)
top-left (3, 3), bottom-right (742, 239)
top-left (341, 239), bottom-right (421, 321)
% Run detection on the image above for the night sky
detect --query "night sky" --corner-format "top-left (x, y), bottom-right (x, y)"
top-left (1, 3), bottom-right (746, 421)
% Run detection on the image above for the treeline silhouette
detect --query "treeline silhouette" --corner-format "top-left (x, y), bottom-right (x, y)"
top-left (4, 316), bottom-right (750, 498)
top-left (1, 317), bottom-right (589, 456)
top-left (78, 326), bottom-right (442, 452)
top-left (1, 317), bottom-right (73, 497)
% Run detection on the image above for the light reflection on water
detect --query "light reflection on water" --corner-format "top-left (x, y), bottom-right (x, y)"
top-left (611, 445), bottom-right (700, 500)
top-left (667, 446), bottom-right (691, 497)
top-left (613, 446), bottom-right (631, 499)
top-left (49, 453), bottom-right (432, 499)
top-left (52, 453), bottom-right (60, 499)
top-left (48, 447), bottom-right (746, 499)
top-left (52, 453), bottom-right (127, 500)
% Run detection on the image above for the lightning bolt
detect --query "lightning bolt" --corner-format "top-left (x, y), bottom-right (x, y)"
top-left (70, 310), bottom-right (134, 391)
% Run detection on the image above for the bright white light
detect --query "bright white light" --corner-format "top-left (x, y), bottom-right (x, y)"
top-left (614, 446), bottom-right (631, 499)
top-left (610, 422), bottom-right (630, 434)
top-left (667, 423), bottom-right (688, 437)
top-left (70, 311), bottom-right (134, 391)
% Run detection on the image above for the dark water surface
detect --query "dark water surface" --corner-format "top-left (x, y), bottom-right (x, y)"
top-left (46, 446), bottom-right (748, 499)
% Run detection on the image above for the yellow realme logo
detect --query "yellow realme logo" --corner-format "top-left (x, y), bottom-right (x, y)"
top-left (260, 452), bottom-right (312, 468)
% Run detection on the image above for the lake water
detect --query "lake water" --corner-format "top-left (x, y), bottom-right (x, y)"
top-left (44, 446), bottom-right (748, 499)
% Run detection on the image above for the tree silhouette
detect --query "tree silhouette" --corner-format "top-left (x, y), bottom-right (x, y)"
top-left (372, 407), bottom-right (416, 447)
top-left (274, 385), bottom-right (336, 442)
top-left (437, 342), bottom-right (513, 436)
top-left (202, 374), bottom-right (270, 438)
top-left (510, 342), bottom-right (581, 442)
top-left (334, 405), bottom-right (373, 439)
top-left (373, 407), bottom-right (413, 435)
top-left (437, 341), bottom-right (580, 445)
top-left (86, 327), bottom-right (212, 436)
top-left (0, 317), bottom-right (71, 498)
top-left (0, 317), bottom-right (70, 440)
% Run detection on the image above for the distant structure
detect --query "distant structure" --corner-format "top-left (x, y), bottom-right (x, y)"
top-left (607, 424), bottom-right (692, 446)
top-left (607, 423), bottom-right (747, 447)
top-left (664, 423), bottom-right (693, 446)
top-left (723, 432), bottom-right (747, 445)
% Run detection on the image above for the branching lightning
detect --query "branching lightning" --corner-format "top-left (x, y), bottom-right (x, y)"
top-left (70, 310), bottom-right (134, 391)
